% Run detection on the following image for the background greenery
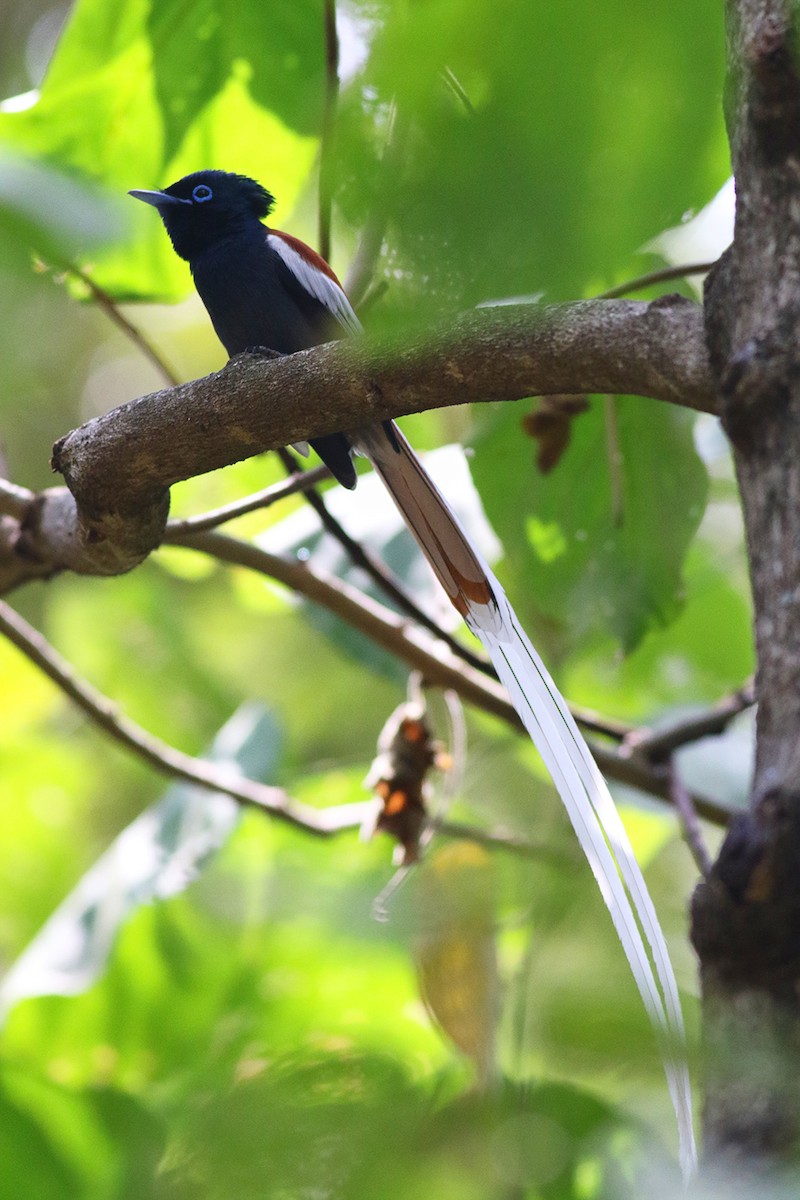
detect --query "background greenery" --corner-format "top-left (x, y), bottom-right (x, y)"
top-left (0, 0), bottom-right (749, 1195)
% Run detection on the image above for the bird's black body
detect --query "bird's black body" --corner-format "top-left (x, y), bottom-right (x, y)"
top-left (189, 232), bottom-right (342, 356)
top-left (130, 170), bottom-right (356, 486)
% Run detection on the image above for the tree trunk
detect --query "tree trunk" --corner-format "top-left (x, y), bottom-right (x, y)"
top-left (691, 0), bottom-right (800, 1169)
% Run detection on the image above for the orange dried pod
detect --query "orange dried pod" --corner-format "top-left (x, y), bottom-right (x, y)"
top-left (364, 700), bottom-right (441, 864)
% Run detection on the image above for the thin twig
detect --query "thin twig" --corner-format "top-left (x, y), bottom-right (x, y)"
top-left (623, 679), bottom-right (756, 761)
top-left (0, 599), bottom-right (335, 835)
top-left (0, 479), bottom-right (34, 520)
top-left (668, 759), bottom-right (713, 876)
top-left (66, 264), bottom-right (181, 388)
top-left (164, 527), bottom-right (735, 825)
top-left (166, 466), bottom-right (331, 535)
top-left (276, 446), bottom-right (494, 675)
top-left (318, 0), bottom-right (339, 262)
top-left (0, 598), bottom-right (570, 862)
top-left (568, 706), bottom-right (631, 741)
top-left (596, 260), bottom-right (718, 301)
top-left (431, 817), bottom-right (574, 864)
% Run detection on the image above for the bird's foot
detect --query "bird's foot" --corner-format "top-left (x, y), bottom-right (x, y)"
top-left (230, 345), bottom-right (282, 364)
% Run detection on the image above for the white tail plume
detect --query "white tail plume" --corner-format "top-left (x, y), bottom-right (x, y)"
top-left (354, 421), bottom-right (696, 1177)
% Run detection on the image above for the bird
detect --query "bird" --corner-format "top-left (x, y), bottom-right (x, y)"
top-left (130, 169), bottom-right (695, 1172)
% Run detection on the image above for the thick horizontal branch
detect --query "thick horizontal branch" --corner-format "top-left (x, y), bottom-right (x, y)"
top-left (11, 295), bottom-right (713, 584)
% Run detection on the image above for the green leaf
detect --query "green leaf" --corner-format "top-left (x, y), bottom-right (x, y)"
top-left (0, 148), bottom-right (122, 265)
top-left (0, 1080), bottom-right (82, 1200)
top-left (0, 1065), bottom-right (165, 1200)
top-left (472, 397), bottom-right (709, 651)
top-left (146, 0), bottom-right (326, 161)
top-left (0, 0), bottom-right (320, 298)
top-left (0, 704), bottom-right (281, 1017)
top-left (337, 0), bottom-right (728, 326)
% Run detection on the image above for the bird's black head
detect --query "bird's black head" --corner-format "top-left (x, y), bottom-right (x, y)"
top-left (129, 170), bottom-right (275, 261)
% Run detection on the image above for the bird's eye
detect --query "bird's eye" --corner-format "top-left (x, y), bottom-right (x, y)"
top-left (192, 184), bottom-right (213, 203)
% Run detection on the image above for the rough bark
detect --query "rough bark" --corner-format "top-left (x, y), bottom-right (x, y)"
top-left (0, 296), bottom-right (712, 593)
top-left (691, 0), bottom-right (800, 1170)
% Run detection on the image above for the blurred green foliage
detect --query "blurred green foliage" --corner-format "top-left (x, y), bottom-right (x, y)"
top-left (0, 0), bottom-right (749, 1194)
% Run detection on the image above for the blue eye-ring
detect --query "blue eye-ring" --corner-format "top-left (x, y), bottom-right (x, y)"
top-left (192, 184), bottom-right (213, 203)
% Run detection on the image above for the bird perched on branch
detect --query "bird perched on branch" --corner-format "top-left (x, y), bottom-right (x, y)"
top-left (130, 169), bottom-right (694, 1173)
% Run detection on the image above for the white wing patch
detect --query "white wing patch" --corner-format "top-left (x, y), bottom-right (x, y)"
top-left (268, 233), bottom-right (363, 336)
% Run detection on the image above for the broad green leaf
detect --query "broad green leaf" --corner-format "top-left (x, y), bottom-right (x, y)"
top-left (146, 0), bottom-right (326, 161)
top-left (0, 704), bottom-right (280, 1017)
top-left (0, 0), bottom-right (320, 297)
top-left (337, 0), bottom-right (728, 327)
top-left (0, 1065), bottom-right (164, 1200)
top-left (0, 1080), bottom-right (82, 1200)
top-left (0, 148), bottom-right (122, 266)
top-left (563, 530), bottom-right (755, 726)
top-left (471, 397), bottom-right (709, 651)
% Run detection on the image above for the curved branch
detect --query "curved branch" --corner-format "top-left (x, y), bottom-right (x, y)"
top-left (58, 299), bottom-right (714, 498)
top-left (0, 597), bottom-right (588, 861)
top-left (166, 465), bottom-right (331, 534)
top-left (164, 527), bottom-right (734, 825)
top-left (0, 598), bottom-right (331, 833)
top-left (10, 296), bottom-right (712, 586)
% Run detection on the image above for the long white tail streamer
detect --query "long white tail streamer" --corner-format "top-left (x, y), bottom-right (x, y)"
top-left (354, 421), bottom-right (696, 1178)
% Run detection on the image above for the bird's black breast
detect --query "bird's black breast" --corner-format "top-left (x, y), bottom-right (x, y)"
top-left (189, 227), bottom-right (357, 489)
top-left (190, 229), bottom-right (337, 357)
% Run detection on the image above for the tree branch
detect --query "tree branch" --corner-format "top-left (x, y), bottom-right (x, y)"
top-left (668, 759), bottom-right (714, 877)
top-left (275, 446), bottom-right (493, 676)
top-left (623, 679), bottom-right (756, 760)
top-left (6, 296), bottom-right (712, 588)
top-left (0, 597), bottom-right (582, 862)
top-left (0, 598), bottom-right (338, 834)
top-left (67, 263), bottom-right (181, 387)
top-left (163, 526), bottom-right (735, 825)
top-left (166, 465), bottom-right (331, 534)
top-left (596, 260), bottom-right (719, 300)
